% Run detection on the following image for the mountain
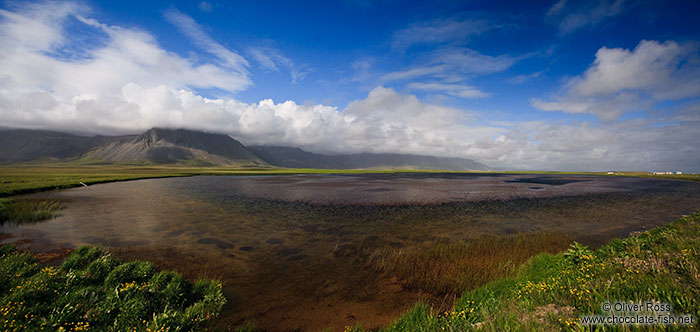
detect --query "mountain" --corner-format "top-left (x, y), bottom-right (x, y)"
top-left (0, 128), bottom-right (489, 170)
top-left (0, 129), bottom-right (133, 163)
top-left (248, 145), bottom-right (489, 171)
top-left (85, 128), bottom-right (266, 166)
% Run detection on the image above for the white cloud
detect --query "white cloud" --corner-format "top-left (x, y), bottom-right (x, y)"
top-left (547, 0), bottom-right (628, 35)
top-left (380, 65), bottom-right (447, 82)
top-left (382, 47), bottom-right (515, 83)
top-left (532, 40), bottom-right (700, 120)
top-left (0, 3), bottom-right (251, 98)
top-left (392, 17), bottom-right (491, 51)
top-left (163, 9), bottom-right (248, 74)
top-left (508, 71), bottom-right (542, 84)
top-left (198, 1), bottom-right (213, 12)
top-left (247, 46), bottom-right (308, 83)
top-left (407, 82), bottom-right (490, 99)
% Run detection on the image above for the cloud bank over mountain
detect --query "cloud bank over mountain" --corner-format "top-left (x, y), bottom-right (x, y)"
top-left (1, 1), bottom-right (699, 172)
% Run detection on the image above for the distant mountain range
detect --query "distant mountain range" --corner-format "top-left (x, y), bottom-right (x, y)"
top-left (0, 128), bottom-right (489, 170)
top-left (248, 145), bottom-right (488, 171)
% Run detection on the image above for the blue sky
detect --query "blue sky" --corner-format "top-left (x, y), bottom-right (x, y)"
top-left (1, 0), bottom-right (700, 171)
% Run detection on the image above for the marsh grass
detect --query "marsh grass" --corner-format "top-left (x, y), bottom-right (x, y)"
top-left (0, 198), bottom-right (63, 226)
top-left (367, 231), bottom-right (573, 296)
top-left (363, 211), bottom-right (700, 332)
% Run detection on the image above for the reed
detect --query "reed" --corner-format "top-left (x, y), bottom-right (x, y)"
top-left (367, 231), bottom-right (573, 295)
top-left (0, 198), bottom-right (62, 225)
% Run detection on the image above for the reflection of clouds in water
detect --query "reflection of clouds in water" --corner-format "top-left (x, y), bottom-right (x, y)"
top-left (203, 174), bottom-right (665, 205)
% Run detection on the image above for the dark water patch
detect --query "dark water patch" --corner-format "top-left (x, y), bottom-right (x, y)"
top-left (198, 238), bottom-right (235, 249)
top-left (266, 237), bottom-right (284, 245)
top-left (81, 236), bottom-right (147, 247)
top-left (166, 230), bottom-right (184, 236)
top-left (288, 254), bottom-right (309, 261)
top-left (364, 188), bottom-right (393, 192)
top-left (505, 176), bottom-right (588, 186)
top-left (276, 248), bottom-right (301, 257)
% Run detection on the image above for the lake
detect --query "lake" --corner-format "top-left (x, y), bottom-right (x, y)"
top-left (2, 173), bottom-right (700, 331)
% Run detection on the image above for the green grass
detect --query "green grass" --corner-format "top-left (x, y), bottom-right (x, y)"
top-left (0, 245), bottom-right (226, 332)
top-left (350, 211), bottom-right (700, 332)
top-left (0, 198), bottom-right (63, 226)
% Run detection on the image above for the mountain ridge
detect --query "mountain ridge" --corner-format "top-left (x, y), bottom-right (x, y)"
top-left (0, 128), bottom-right (489, 170)
top-left (249, 145), bottom-right (489, 171)
top-left (85, 128), bottom-right (266, 166)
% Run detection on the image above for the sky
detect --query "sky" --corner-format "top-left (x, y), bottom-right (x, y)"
top-left (1, 0), bottom-right (699, 172)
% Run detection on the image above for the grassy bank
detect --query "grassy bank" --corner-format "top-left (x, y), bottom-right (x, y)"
top-left (0, 245), bottom-right (226, 332)
top-left (349, 211), bottom-right (700, 332)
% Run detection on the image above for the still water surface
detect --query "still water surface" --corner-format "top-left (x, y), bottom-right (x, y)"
top-left (2, 173), bottom-right (700, 331)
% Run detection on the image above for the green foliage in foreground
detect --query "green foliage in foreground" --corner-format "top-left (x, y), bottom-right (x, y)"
top-left (350, 212), bottom-right (700, 332)
top-left (0, 198), bottom-right (62, 226)
top-left (0, 246), bottom-right (225, 332)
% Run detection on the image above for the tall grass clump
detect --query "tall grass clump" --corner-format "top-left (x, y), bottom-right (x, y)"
top-left (0, 245), bottom-right (226, 332)
top-left (0, 198), bottom-right (62, 226)
top-left (367, 231), bottom-right (573, 295)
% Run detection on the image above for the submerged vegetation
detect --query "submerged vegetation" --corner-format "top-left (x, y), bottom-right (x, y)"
top-left (0, 198), bottom-right (62, 226)
top-left (352, 211), bottom-right (700, 332)
top-left (0, 245), bottom-right (225, 332)
top-left (367, 231), bottom-right (572, 296)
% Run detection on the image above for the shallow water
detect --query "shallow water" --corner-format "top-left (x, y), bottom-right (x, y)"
top-left (2, 173), bottom-right (700, 331)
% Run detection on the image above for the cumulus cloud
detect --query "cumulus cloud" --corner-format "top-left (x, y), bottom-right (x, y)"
top-left (547, 0), bottom-right (628, 35)
top-left (532, 40), bottom-right (700, 121)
